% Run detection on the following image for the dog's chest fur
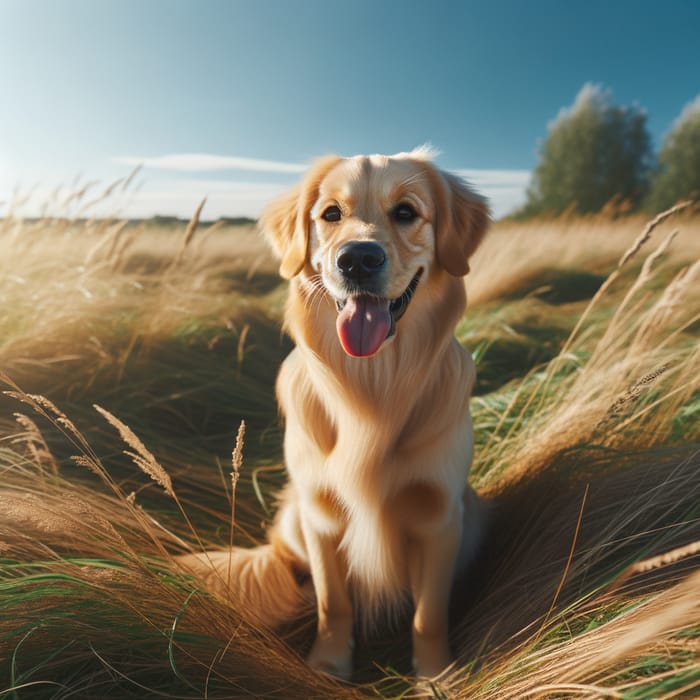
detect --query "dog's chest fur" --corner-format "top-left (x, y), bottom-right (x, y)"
top-left (276, 294), bottom-right (475, 601)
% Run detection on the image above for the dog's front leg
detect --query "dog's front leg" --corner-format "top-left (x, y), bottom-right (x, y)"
top-left (407, 503), bottom-right (463, 679)
top-left (300, 513), bottom-right (354, 679)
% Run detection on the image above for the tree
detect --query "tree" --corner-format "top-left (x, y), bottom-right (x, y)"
top-left (522, 84), bottom-right (653, 216)
top-left (646, 95), bottom-right (700, 212)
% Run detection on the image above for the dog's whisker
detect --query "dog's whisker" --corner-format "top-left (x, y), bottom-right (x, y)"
top-left (302, 274), bottom-right (331, 319)
top-left (300, 274), bottom-right (326, 299)
top-left (308, 286), bottom-right (328, 319)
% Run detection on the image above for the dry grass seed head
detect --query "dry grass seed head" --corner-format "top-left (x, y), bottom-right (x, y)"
top-left (171, 196), bottom-right (207, 269)
top-left (592, 228), bottom-right (681, 358)
top-left (639, 229), bottom-right (680, 282)
top-left (12, 412), bottom-right (59, 474)
top-left (27, 394), bottom-right (79, 434)
top-left (231, 419), bottom-right (245, 481)
top-left (71, 454), bottom-right (107, 479)
top-left (631, 260), bottom-right (700, 350)
top-left (228, 419), bottom-right (246, 556)
top-left (94, 404), bottom-right (174, 498)
top-left (110, 228), bottom-right (137, 271)
top-left (83, 220), bottom-right (128, 267)
top-left (558, 202), bottom-right (695, 356)
top-left (3, 391), bottom-right (93, 456)
top-left (182, 196), bottom-right (207, 250)
top-left (121, 163), bottom-right (142, 191)
top-left (598, 364), bottom-right (670, 427)
top-left (610, 540), bottom-right (700, 593)
top-left (617, 200), bottom-right (692, 270)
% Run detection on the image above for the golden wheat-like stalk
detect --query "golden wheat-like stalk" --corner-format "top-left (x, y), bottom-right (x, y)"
top-left (591, 228), bottom-right (681, 358)
top-left (631, 259), bottom-right (700, 350)
top-left (110, 226), bottom-right (138, 271)
top-left (563, 201), bottom-right (693, 355)
top-left (168, 196), bottom-right (207, 270)
top-left (94, 404), bottom-right (175, 498)
top-left (83, 220), bottom-right (129, 267)
top-left (608, 540), bottom-right (700, 594)
top-left (191, 218), bottom-right (225, 255)
top-left (121, 163), bottom-right (142, 191)
top-left (232, 419), bottom-right (246, 477)
top-left (639, 228), bottom-right (680, 281)
top-left (27, 393), bottom-right (81, 437)
top-left (618, 201), bottom-right (692, 269)
top-left (228, 419), bottom-right (246, 583)
top-left (71, 454), bottom-right (109, 479)
top-left (597, 364), bottom-right (670, 430)
top-left (182, 196), bottom-right (207, 250)
top-left (12, 412), bottom-right (59, 475)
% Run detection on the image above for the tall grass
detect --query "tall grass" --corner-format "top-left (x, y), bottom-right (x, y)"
top-left (0, 188), bottom-right (698, 698)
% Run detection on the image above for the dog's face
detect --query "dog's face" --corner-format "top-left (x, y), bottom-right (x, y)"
top-left (261, 150), bottom-right (489, 357)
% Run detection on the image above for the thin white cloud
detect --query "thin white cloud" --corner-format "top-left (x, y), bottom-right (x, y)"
top-left (3, 158), bottom-right (531, 220)
top-left (483, 187), bottom-right (529, 218)
top-left (454, 169), bottom-right (531, 217)
top-left (0, 178), bottom-right (288, 220)
top-left (112, 152), bottom-right (530, 187)
top-left (120, 180), bottom-right (287, 219)
top-left (119, 173), bottom-right (530, 220)
top-left (454, 169), bottom-right (531, 188)
top-left (113, 153), bottom-right (306, 174)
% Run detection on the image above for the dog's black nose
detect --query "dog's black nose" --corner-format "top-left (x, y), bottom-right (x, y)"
top-left (336, 242), bottom-right (387, 280)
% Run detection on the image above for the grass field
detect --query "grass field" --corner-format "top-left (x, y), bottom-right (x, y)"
top-left (0, 186), bottom-right (698, 698)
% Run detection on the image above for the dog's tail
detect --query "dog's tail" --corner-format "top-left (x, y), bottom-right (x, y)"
top-left (176, 540), bottom-right (312, 628)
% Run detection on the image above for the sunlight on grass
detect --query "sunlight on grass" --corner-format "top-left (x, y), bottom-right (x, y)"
top-left (0, 184), bottom-right (698, 698)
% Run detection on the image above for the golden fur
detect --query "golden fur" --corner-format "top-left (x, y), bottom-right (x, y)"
top-left (178, 149), bottom-right (490, 679)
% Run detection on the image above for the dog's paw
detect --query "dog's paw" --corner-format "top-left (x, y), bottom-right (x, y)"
top-left (411, 655), bottom-right (455, 698)
top-left (307, 635), bottom-right (353, 680)
top-left (412, 638), bottom-right (453, 681)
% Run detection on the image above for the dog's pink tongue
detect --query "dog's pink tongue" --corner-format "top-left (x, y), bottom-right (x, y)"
top-left (336, 296), bottom-right (391, 357)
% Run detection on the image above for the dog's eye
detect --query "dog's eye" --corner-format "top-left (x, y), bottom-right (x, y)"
top-left (391, 203), bottom-right (418, 223)
top-left (321, 205), bottom-right (342, 223)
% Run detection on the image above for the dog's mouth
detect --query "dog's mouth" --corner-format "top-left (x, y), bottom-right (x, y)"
top-left (334, 269), bottom-right (423, 358)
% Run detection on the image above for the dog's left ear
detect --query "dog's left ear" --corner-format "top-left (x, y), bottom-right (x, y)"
top-left (431, 168), bottom-right (491, 277)
top-left (259, 155), bottom-right (342, 280)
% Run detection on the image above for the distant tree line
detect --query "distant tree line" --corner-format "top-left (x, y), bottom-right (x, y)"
top-left (518, 84), bottom-right (700, 217)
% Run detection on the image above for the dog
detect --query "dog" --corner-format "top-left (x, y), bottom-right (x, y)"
top-left (178, 148), bottom-right (490, 680)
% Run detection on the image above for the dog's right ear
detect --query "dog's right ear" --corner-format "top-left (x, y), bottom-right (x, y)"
top-left (259, 155), bottom-right (341, 280)
top-left (430, 168), bottom-right (491, 277)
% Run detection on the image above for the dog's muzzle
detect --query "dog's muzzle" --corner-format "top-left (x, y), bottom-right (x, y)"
top-left (334, 267), bottom-right (424, 358)
top-left (335, 241), bottom-right (387, 292)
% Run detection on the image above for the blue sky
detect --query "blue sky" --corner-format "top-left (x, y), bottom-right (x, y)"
top-left (1, 0), bottom-right (699, 219)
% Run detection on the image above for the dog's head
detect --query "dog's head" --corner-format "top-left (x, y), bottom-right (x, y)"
top-left (260, 149), bottom-right (490, 358)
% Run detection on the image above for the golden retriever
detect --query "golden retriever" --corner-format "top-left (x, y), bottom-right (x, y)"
top-left (178, 148), bottom-right (490, 680)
